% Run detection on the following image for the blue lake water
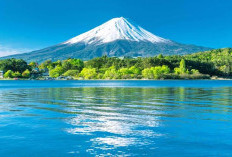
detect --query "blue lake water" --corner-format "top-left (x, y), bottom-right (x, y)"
top-left (1, 80), bottom-right (232, 156)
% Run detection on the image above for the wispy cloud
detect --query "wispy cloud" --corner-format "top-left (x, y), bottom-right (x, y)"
top-left (0, 44), bottom-right (33, 57)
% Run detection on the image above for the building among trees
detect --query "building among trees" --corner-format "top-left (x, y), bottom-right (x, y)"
top-left (0, 71), bottom-right (3, 79)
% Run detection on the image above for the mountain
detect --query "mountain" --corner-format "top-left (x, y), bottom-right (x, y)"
top-left (64, 17), bottom-right (169, 44)
top-left (1, 17), bottom-right (211, 62)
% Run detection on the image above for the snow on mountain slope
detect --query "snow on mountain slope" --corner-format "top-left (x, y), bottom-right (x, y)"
top-left (65, 17), bottom-right (170, 45)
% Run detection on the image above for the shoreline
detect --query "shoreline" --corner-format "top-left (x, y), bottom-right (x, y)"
top-left (0, 78), bottom-right (232, 81)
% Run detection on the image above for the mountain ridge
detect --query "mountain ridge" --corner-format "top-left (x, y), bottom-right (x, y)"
top-left (1, 17), bottom-right (212, 62)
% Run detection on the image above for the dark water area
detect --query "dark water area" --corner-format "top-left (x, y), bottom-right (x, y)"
top-left (0, 80), bottom-right (232, 156)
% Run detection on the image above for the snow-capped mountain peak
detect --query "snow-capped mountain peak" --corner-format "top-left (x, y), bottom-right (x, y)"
top-left (65, 17), bottom-right (170, 45)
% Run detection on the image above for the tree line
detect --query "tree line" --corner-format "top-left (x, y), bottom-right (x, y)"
top-left (0, 48), bottom-right (232, 79)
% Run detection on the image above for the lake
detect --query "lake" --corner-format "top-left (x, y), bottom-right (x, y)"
top-left (0, 80), bottom-right (232, 156)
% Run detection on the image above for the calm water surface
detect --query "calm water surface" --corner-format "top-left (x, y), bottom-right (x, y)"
top-left (0, 80), bottom-right (232, 156)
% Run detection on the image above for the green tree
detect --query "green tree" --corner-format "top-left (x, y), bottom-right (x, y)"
top-left (103, 66), bottom-right (119, 79)
top-left (119, 67), bottom-right (132, 79)
top-left (13, 71), bottom-right (21, 78)
top-left (180, 59), bottom-right (186, 73)
top-left (29, 62), bottom-right (37, 69)
top-left (157, 54), bottom-right (164, 59)
top-left (175, 59), bottom-right (187, 74)
top-left (39, 60), bottom-right (53, 70)
top-left (69, 59), bottom-right (84, 71)
top-left (54, 60), bottom-right (62, 67)
top-left (142, 68), bottom-right (154, 79)
top-left (4, 70), bottom-right (14, 78)
top-left (0, 59), bottom-right (29, 73)
top-left (191, 69), bottom-right (200, 74)
top-left (79, 68), bottom-right (97, 79)
top-left (22, 69), bottom-right (31, 78)
top-left (62, 60), bottom-right (72, 71)
top-left (49, 66), bottom-right (64, 78)
top-left (63, 70), bottom-right (79, 77)
top-left (129, 66), bottom-right (141, 75)
top-left (151, 65), bottom-right (170, 79)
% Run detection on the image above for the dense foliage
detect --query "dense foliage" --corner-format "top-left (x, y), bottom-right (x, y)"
top-left (1, 48), bottom-right (232, 79)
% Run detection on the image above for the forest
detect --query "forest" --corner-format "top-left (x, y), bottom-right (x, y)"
top-left (0, 48), bottom-right (232, 80)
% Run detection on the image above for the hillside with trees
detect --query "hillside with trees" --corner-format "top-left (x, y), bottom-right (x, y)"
top-left (0, 48), bottom-right (232, 80)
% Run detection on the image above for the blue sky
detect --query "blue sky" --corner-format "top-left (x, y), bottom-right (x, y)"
top-left (0, 0), bottom-right (232, 56)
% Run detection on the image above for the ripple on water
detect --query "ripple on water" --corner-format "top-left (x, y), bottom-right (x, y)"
top-left (1, 84), bottom-right (232, 156)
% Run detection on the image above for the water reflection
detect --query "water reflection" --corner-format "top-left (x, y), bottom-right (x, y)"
top-left (91, 137), bottom-right (141, 147)
top-left (1, 86), bottom-right (232, 156)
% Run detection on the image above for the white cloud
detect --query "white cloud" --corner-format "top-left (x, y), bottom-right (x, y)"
top-left (0, 44), bottom-right (32, 57)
